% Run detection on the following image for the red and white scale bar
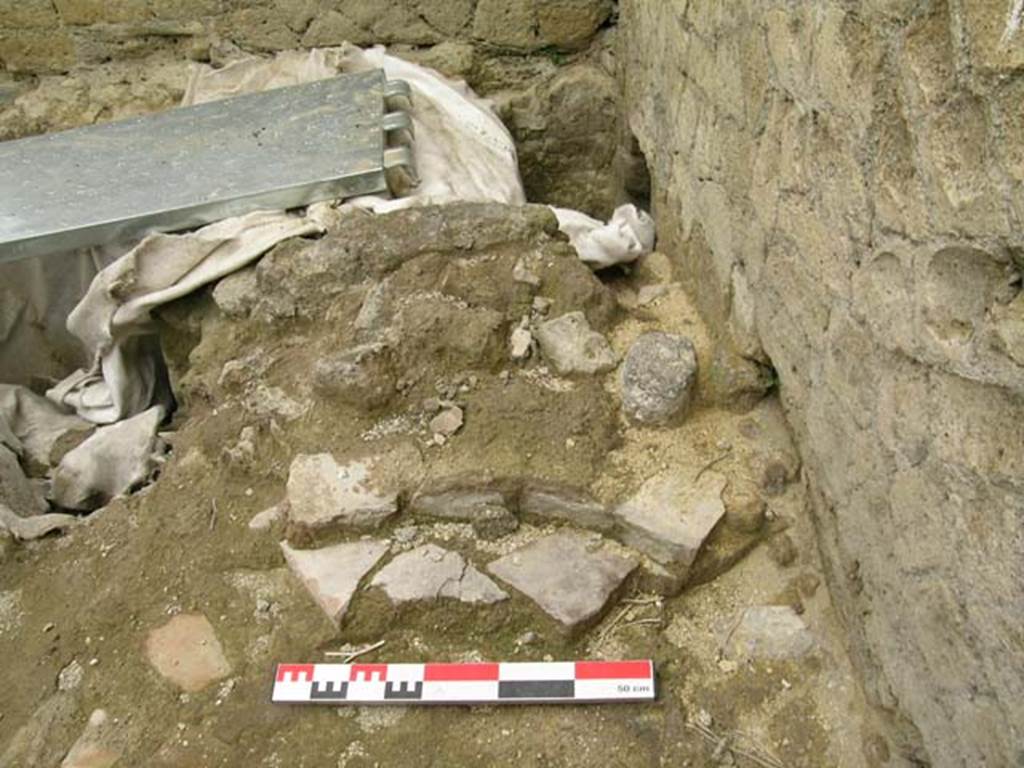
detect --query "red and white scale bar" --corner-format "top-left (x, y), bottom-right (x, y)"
top-left (272, 660), bottom-right (655, 705)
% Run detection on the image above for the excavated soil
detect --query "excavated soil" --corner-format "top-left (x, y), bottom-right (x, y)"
top-left (0, 203), bottom-right (877, 767)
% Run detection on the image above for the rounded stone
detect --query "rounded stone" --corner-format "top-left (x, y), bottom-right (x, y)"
top-left (620, 332), bottom-right (698, 425)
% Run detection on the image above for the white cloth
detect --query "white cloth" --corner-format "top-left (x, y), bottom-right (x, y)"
top-left (48, 212), bottom-right (320, 423)
top-left (553, 204), bottom-right (656, 270)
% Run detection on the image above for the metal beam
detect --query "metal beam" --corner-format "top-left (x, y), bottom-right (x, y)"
top-left (0, 69), bottom-right (415, 264)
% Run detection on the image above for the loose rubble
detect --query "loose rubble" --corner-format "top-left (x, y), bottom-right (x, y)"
top-left (535, 312), bottom-right (618, 376)
top-left (0, 199), bottom-right (862, 764)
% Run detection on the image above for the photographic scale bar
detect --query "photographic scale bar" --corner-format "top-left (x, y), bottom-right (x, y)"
top-left (272, 660), bottom-right (656, 705)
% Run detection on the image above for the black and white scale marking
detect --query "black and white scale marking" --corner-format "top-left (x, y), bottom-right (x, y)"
top-left (272, 660), bottom-right (656, 705)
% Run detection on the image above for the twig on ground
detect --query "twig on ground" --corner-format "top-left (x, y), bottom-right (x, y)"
top-left (694, 450), bottom-right (732, 482)
top-left (621, 595), bottom-right (662, 607)
top-left (619, 618), bottom-right (663, 630)
top-left (686, 721), bottom-right (786, 768)
top-left (208, 499), bottom-right (218, 531)
top-left (324, 640), bottom-right (387, 663)
top-left (595, 604), bottom-right (634, 646)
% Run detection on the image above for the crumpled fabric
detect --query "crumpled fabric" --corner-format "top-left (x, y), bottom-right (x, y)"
top-left (0, 502), bottom-right (78, 541)
top-left (0, 384), bottom-right (91, 470)
top-left (553, 204), bottom-right (656, 270)
top-left (50, 405), bottom-right (167, 511)
top-left (47, 212), bottom-right (321, 423)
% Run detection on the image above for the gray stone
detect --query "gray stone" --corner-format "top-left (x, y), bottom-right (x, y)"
top-left (409, 476), bottom-right (512, 524)
top-left (620, 332), bottom-right (698, 425)
top-left (487, 531), bottom-right (637, 630)
top-left (519, 480), bottom-right (613, 531)
top-left (144, 613), bottom-right (231, 693)
top-left (280, 539), bottom-right (389, 626)
top-left (637, 284), bottom-right (669, 306)
top-left (722, 478), bottom-right (768, 533)
top-left (535, 311), bottom-right (617, 376)
top-left (371, 544), bottom-right (508, 605)
top-left (248, 504), bottom-right (283, 531)
top-left (722, 606), bottom-right (815, 661)
top-left (612, 471), bottom-right (726, 567)
top-left (470, 507), bottom-right (520, 540)
top-left (510, 327), bottom-right (533, 360)
top-left (0, 444), bottom-right (46, 517)
top-left (285, 453), bottom-right (398, 533)
top-left (312, 342), bottom-right (395, 409)
top-left (58, 660), bottom-right (84, 692)
top-left (0, 502), bottom-right (77, 541)
top-left (212, 266), bottom-right (258, 318)
top-left (429, 406), bottom-right (464, 437)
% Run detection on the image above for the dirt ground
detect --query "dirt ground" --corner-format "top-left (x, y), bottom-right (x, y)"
top-left (0, 199), bottom-right (883, 767)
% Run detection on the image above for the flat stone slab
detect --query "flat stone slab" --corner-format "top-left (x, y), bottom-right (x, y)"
top-left (370, 544), bottom-right (508, 605)
top-left (144, 613), bottom-right (231, 693)
top-left (409, 475), bottom-right (518, 539)
top-left (280, 539), bottom-right (389, 626)
top-left (519, 480), bottom-right (613, 531)
top-left (723, 606), bottom-right (816, 661)
top-left (487, 531), bottom-right (637, 631)
top-left (613, 471), bottom-right (727, 567)
top-left (535, 311), bottom-right (617, 376)
top-left (286, 453), bottom-right (398, 533)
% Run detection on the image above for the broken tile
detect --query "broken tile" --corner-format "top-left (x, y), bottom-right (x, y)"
top-left (144, 613), bottom-right (231, 693)
top-left (612, 471), bottom-right (726, 567)
top-left (280, 539), bottom-right (389, 626)
top-left (61, 709), bottom-right (121, 768)
top-left (723, 606), bottom-right (815, 661)
top-left (371, 544), bottom-right (507, 605)
top-left (487, 531), bottom-right (637, 631)
top-left (286, 453), bottom-right (398, 533)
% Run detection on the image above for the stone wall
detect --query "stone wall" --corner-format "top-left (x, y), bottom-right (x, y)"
top-left (0, 0), bottom-right (614, 74)
top-left (620, 1), bottom-right (1024, 765)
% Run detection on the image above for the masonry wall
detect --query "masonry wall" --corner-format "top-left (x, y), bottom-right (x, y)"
top-left (619, 2), bottom-right (1024, 765)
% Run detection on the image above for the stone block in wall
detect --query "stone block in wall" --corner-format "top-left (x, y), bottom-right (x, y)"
top-left (620, 0), bottom-right (1024, 763)
top-left (0, 0), bottom-right (60, 29)
top-left (504, 63), bottom-right (620, 218)
top-left (901, 1), bottom-right (957, 108)
top-left (960, 0), bottom-right (1024, 72)
top-left (919, 93), bottom-right (1013, 236)
top-left (0, 28), bottom-right (76, 73)
top-left (473, 0), bottom-right (540, 50)
top-left (418, 0), bottom-right (475, 37)
top-left (53, 0), bottom-right (221, 26)
top-left (536, 0), bottom-right (613, 50)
